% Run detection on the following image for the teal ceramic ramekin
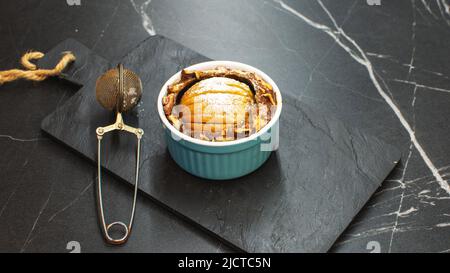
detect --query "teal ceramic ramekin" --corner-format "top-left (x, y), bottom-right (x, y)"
top-left (157, 61), bottom-right (282, 180)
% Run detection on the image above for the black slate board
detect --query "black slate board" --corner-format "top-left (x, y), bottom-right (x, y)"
top-left (41, 36), bottom-right (400, 252)
top-left (37, 38), bottom-right (111, 87)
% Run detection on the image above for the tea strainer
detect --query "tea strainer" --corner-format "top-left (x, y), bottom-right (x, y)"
top-left (95, 63), bottom-right (144, 245)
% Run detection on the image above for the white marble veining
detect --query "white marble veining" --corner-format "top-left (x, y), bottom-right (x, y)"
top-left (0, 134), bottom-right (43, 142)
top-left (130, 0), bottom-right (156, 36)
top-left (47, 181), bottom-right (93, 223)
top-left (274, 0), bottom-right (450, 198)
top-left (267, 0), bottom-right (450, 253)
top-left (390, 79), bottom-right (450, 94)
top-left (20, 189), bottom-right (53, 253)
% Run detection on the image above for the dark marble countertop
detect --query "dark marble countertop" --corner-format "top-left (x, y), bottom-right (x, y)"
top-left (1, 0), bottom-right (449, 253)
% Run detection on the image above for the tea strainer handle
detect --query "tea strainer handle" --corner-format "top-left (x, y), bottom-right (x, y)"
top-left (95, 113), bottom-right (143, 245)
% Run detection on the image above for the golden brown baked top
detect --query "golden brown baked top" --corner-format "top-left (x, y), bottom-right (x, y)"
top-left (162, 67), bottom-right (277, 141)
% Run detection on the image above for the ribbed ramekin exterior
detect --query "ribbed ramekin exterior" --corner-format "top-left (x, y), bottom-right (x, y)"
top-left (165, 130), bottom-right (272, 180)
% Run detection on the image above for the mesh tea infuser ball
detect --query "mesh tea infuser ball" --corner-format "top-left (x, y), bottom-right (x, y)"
top-left (95, 63), bottom-right (144, 245)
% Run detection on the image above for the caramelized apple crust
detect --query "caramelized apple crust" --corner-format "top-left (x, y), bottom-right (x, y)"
top-left (163, 67), bottom-right (277, 141)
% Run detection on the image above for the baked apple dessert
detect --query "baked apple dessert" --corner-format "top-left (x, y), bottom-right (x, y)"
top-left (162, 67), bottom-right (277, 141)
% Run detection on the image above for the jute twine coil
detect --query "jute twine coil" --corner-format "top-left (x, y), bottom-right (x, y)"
top-left (0, 51), bottom-right (76, 85)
